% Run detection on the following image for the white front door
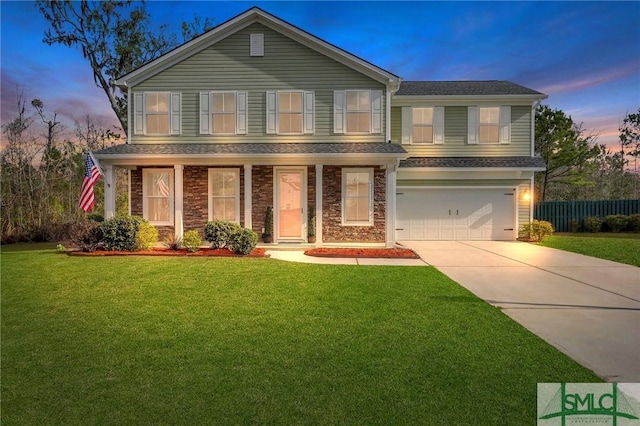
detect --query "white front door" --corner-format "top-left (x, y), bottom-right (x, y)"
top-left (275, 168), bottom-right (306, 241)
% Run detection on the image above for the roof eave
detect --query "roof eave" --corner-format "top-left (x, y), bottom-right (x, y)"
top-left (399, 166), bottom-right (546, 172)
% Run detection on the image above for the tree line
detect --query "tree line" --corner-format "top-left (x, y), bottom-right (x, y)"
top-left (1, 1), bottom-right (638, 243)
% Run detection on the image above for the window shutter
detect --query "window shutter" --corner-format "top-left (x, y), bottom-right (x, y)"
top-left (199, 92), bottom-right (211, 134)
top-left (468, 106), bottom-right (478, 145)
top-left (236, 91), bottom-right (248, 134)
top-left (266, 91), bottom-right (277, 134)
top-left (371, 90), bottom-right (382, 134)
top-left (303, 91), bottom-right (314, 134)
top-left (401, 107), bottom-right (413, 144)
top-left (499, 106), bottom-right (511, 144)
top-left (434, 106), bottom-right (445, 145)
top-left (170, 92), bottom-right (181, 135)
top-left (333, 90), bottom-right (345, 134)
top-left (134, 92), bottom-right (144, 135)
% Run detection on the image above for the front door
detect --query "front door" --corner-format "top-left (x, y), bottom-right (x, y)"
top-left (275, 168), bottom-right (306, 241)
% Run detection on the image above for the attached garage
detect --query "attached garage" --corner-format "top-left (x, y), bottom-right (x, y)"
top-left (396, 187), bottom-right (516, 240)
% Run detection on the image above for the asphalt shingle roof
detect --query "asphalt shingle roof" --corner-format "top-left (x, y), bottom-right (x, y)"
top-left (396, 81), bottom-right (544, 96)
top-left (95, 142), bottom-right (407, 156)
top-left (400, 156), bottom-right (546, 169)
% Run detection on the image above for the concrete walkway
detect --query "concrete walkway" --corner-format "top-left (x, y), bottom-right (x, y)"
top-left (266, 249), bottom-right (427, 266)
top-left (400, 240), bottom-right (640, 383)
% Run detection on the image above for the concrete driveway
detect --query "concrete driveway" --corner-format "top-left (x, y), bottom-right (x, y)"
top-left (399, 240), bottom-right (640, 382)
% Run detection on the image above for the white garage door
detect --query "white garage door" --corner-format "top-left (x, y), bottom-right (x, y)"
top-left (396, 188), bottom-right (515, 240)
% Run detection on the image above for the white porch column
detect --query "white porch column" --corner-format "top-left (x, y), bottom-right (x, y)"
top-left (385, 163), bottom-right (397, 248)
top-left (104, 164), bottom-right (115, 219)
top-left (174, 165), bottom-right (184, 238)
top-left (315, 164), bottom-right (323, 246)
top-left (244, 164), bottom-right (252, 229)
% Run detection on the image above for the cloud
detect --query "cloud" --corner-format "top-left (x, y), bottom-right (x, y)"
top-left (537, 62), bottom-right (640, 96)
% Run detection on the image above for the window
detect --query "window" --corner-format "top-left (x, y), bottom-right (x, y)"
top-left (479, 107), bottom-right (500, 144)
top-left (468, 106), bottom-right (511, 145)
top-left (266, 91), bottom-right (314, 135)
top-left (346, 91), bottom-right (371, 133)
top-left (212, 92), bottom-right (236, 134)
top-left (208, 169), bottom-right (240, 223)
top-left (142, 169), bottom-right (173, 225)
top-left (334, 90), bottom-right (382, 134)
top-left (413, 107), bottom-right (434, 143)
top-left (200, 91), bottom-right (247, 135)
top-left (134, 92), bottom-right (181, 136)
top-left (342, 168), bottom-right (373, 226)
top-left (278, 92), bottom-right (303, 134)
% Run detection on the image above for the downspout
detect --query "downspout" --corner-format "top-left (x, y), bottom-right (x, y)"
top-left (386, 78), bottom-right (401, 143)
top-left (127, 86), bottom-right (132, 144)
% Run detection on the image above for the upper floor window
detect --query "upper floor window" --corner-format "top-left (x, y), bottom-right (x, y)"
top-left (142, 169), bottom-right (174, 226)
top-left (200, 91), bottom-right (247, 135)
top-left (401, 106), bottom-right (444, 144)
top-left (342, 168), bottom-right (373, 226)
top-left (468, 106), bottom-right (511, 145)
top-left (133, 92), bottom-right (181, 136)
top-left (208, 168), bottom-right (240, 223)
top-left (334, 90), bottom-right (382, 135)
top-left (266, 91), bottom-right (314, 135)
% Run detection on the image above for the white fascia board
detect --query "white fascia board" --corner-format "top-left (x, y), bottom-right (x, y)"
top-left (391, 94), bottom-right (547, 107)
top-left (116, 8), bottom-right (399, 88)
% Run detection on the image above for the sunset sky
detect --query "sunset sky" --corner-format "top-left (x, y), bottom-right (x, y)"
top-left (1, 1), bottom-right (638, 149)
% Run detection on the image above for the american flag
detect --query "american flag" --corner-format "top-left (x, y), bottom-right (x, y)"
top-left (79, 153), bottom-right (102, 212)
top-left (156, 174), bottom-right (170, 197)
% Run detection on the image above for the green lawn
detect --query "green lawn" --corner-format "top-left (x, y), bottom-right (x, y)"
top-left (1, 244), bottom-right (599, 424)
top-left (541, 233), bottom-right (640, 267)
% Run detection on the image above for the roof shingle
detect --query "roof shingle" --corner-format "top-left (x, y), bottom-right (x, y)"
top-left (395, 81), bottom-right (545, 96)
top-left (400, 156), bottom-right (546, 169)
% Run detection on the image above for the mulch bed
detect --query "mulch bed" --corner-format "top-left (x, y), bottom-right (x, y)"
top-left (69, 247), bottom-right (268, 257)
top-left (304, 247), bottom-right (420, 259)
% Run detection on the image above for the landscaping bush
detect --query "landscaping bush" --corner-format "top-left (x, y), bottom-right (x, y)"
top-left (69, 219), bottom-right (103, 252)
top-left (101, 215), bottom-right (145, 251)
top-left (583, 216), bottom-right (602, 233)
top-left (519, 220), bottom-right (554, 242)
top-left (135, 221), bottom-right (159, 250)
top-left (204, 220), bottom-right (241, 248)
top-left (228, 228), bottom-right (258, 255)
top-left (627, 214), bottom-right (640, 232)
top-left (182, 230), bottom-right (203, 252)
top-left (604, 215), bottom-right (628, 233)
top-left (162, 235), bottom-right (183, 250)
top-left (568, 219), bottom-right (580, 233)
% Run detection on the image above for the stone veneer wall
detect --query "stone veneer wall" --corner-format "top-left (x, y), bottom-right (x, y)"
top-left (321, 165), bottom-right (386, 243)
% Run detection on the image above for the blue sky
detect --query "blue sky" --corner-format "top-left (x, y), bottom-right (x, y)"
top-left (1, 1), bottom-right (639, 149)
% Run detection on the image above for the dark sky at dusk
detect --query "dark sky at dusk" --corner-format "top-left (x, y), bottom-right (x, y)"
top-left (1, 1), bottom-right (639, 149)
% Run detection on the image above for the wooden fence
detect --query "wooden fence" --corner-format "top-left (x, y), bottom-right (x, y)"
top-left (534, 200), bottom-right (640, 232)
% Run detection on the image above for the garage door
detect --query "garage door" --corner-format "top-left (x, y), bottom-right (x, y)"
top-left (396, 188), bottom-right (515, 240)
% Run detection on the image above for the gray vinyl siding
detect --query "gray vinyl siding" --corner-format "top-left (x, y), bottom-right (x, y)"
top-left (391, 105), bottom-right (531, 156)
top-left (131, 23), bottom-right (386, 144)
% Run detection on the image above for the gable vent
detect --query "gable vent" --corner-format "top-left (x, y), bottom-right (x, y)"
top-left (250, 33), bottom-right (264, 57)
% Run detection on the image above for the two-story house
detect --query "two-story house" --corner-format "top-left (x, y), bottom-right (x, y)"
top-left (95, 7), bottom-right (546, 247)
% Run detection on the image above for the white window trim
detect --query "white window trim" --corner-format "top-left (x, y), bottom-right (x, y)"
top-left (134, 92), bottom-right (181, 136)
top-left (199, 91), bottom-right (247, 136)
top-left (142, 168), bottom-right (174, 226)
top-left (402, 106), bottom-right (445, 145)
top-left (334, 90), bottom-right (382, 135)
top-left (468, 105), bottom-right (511, 145)
top-left (208, 168), bottom-right (241, 224)
top-left (341, 167), bottom-right (374, 226)
top-left (266, 90), bottom-right (314, 135)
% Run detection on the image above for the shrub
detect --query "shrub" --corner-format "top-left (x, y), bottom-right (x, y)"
top-left (135, 221), bottom-right (158, 250)
top-left (163, 235), bottom-right (183, 250)
top-left (87, 213), bottom-right (104, 223)
top-left (204, 220), bottom-right (241, 249)
top-left (627, 214), bottom-right (640, 232)
top-left (568, 219), bottom-right (580, 233)
top-left (101, 215), bottom-right (145, 251)
top-left (228, 228), bottom-right (258, 255)
top-left (604, 215), bottom-right (628, 233)
top-left (69, 219), bottom-right (103, 252)
top-left (583, 216), bottom-right (602, 233)
top-left (182, 230), bottom-right (203, 253)
top-left (519, 220), bottom-right (554, 242)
